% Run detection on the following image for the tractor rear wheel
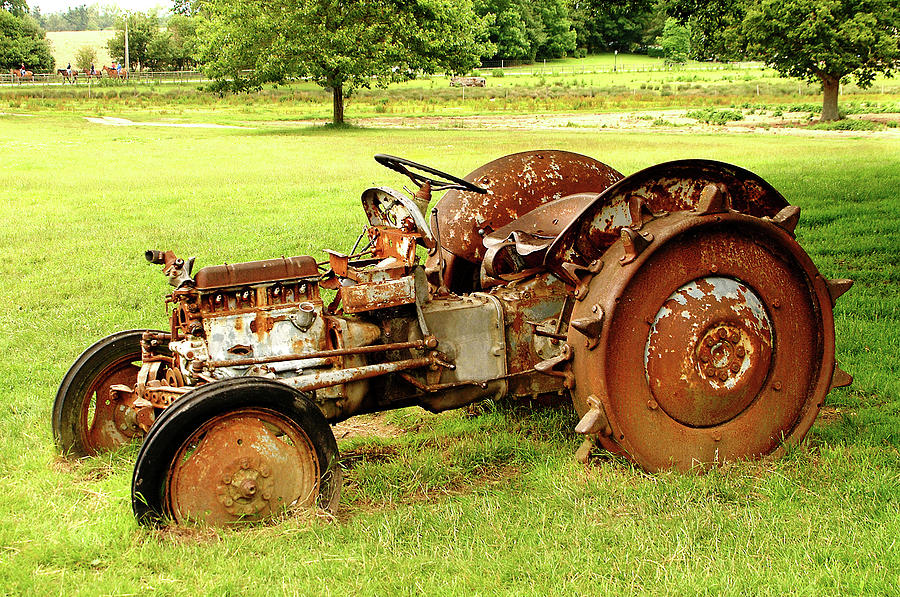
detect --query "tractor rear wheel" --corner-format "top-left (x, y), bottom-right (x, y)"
top-left (568, 207), bottom-right (846, 471)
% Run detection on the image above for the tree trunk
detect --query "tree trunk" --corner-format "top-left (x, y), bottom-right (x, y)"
top-left (820, 75), bottom-right (840, 121)
top-left (331, 83), bottom-right (344, 125)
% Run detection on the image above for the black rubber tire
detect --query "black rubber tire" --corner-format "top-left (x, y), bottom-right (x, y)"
top-left (132, 377), bottom-right (341, 526)
top-left (52, 329), bottom-right (164, 458)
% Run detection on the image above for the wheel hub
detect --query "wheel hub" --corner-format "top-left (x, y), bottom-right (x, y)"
top-left (217, 457), bottom-right (275, 517)
top-left (645, 277), bottom-right (773, 427)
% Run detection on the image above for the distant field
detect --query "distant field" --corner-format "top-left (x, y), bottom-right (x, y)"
top-left (46, 30), bottom-right (115, 70)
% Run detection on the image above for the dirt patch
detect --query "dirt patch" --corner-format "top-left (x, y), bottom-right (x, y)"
top-left (332, 413), bottom-right (406, 441)
top-left (261, 109), bottom-right (900, 138)
top-left (85, 116), bottom-right (249, 129)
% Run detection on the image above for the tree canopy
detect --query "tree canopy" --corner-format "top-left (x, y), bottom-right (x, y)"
top-left (1, 2), bottom-right (54, 71)
top-left (475, 0), bottom-right (576, 61)
top-left (198, 0), bottom-right (493, 124)
top-left (744, 0), bottom-right (900, 120)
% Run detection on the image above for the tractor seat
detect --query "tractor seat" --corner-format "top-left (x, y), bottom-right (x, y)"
top-left (481, 193), bottom-right (597, 281)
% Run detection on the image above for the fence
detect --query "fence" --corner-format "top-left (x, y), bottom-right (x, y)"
top-left (0, 70), bottom-right (207, 87)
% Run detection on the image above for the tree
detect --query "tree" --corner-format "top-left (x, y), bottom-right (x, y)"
top-left (1, 0), bottom-right (26, 17)
top-left (570, 0), bottom-right (656, 54)
top-left (74, 44), bottom-right (96, 70)
top-left (199, 0), bottom-right (493, 125)
top-left (659, 17), bottom-right (690, 64)
top-left (671, 0), bottom-right (900, 121)
top-left (476, 0), bottom-right (576, 60)
top-left (666, 0), bottom-right (748, 60)
top-left (743, 0), bottom-right (900, 121)
top-left (107, 12), bottom-right (159, 70)
top-left (166, 14), bottom-right (200, 69)
top-left (0, 6), bottom-right (54, 71)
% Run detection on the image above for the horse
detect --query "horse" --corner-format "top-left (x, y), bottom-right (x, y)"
top-left (57, 68), bottom-right (78, 84)
top-left (83, 69), bottom-right (102, 81)
top-left (10, 69), bottom-right (34, 82)
top-left (103, 66), bottom-right (128, 80)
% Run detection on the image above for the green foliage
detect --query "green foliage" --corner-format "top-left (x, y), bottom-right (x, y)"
top-left (570, 0), bottom-right (657, 54)
top-left (107, 12), bottom-right (157, 69)
top-left (107, 11), bottom-right (199, 71)
top-left (0, 9), bottom-right (53, 70)
top-left (808, 118), bottom-right (885, 131)
top-left (659, 17), bottom-right (690, 64)
top-left (666, 0), bottom-right (748, 60)
top-left (37, 3), bottom-right (119, 31)
top-left (73, 44), bottom-right (96, 71)
top-left (671, 0), bottom-right (900, 120)
top-left (199, 0), bottom-right (493, 124)
top-left (475, 0), bottom-right (574, 60)
top-left (685, 107), bottom-right (744, 123)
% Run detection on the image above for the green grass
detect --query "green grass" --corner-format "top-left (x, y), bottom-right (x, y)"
top-left (1, 112), bottom-right (899, 595)
top-left (46, 30), bottom-right (115, 70)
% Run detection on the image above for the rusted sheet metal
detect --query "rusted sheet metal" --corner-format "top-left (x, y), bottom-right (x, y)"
top-left (567, 207), bottom-right (837, 472)
top-left (341, 275), bottom-right (417, 313)
top-left (434, 150), bottom-right (623, 265)
top-left (489, 274), bottom-right (569, 397)
top-left (545, 159), bottom-right (789, 276)
top-left (194, 256), bottom-right (319, 289)
top-left (167, 409), bottom-right (320, 525)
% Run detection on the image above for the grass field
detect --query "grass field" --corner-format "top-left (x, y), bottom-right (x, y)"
top-left (46, 30), bottom-right (115, 70)
top-left (0, 107), bottom-right (898, 595)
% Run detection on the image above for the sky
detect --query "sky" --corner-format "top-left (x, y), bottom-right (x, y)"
top-left (30, 0), bottom-right (173, 14)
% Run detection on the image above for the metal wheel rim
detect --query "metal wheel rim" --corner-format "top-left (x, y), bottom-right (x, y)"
top-left (166, 407), bottom-right (320, 525)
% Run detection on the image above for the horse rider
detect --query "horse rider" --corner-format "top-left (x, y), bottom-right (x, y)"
top-left (67, 62), bottom-right (72, 77)
top-left (90, 63), bottom-right (95, 76)
top-left (19, 62), bottom-right (25, 76)
top-left (115, 62), bottom-right (121, 76)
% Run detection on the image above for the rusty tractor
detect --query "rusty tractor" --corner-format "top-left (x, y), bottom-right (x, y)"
top-left (52, 150), bottom-right (852, 526)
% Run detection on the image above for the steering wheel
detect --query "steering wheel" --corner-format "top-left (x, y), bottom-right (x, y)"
top-left (375, 154), bottom-right (487, 194)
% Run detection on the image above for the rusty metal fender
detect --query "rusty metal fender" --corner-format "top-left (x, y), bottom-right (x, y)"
top-left (544, 159), bottom-right (789, 281)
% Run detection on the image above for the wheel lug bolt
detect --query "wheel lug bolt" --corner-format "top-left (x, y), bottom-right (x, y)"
top-left (224, 497), bottom-right (233, 507)
top-left (730, 362), bottom-right (740, 373)
top-left (717, 369), bottom-right (728, 381)
top-left (699, 353), bottom-right (709, 363)
top-left (706, 366), bottom-right (716, 377)
top-left (718, 328), bottom-right (728, 338)
top-left (222, 475), bottom-right (231, 485)
top-left (730, 332), bottom-right (740, 343)
top-left (736, 346), bottom-right (745, 357)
